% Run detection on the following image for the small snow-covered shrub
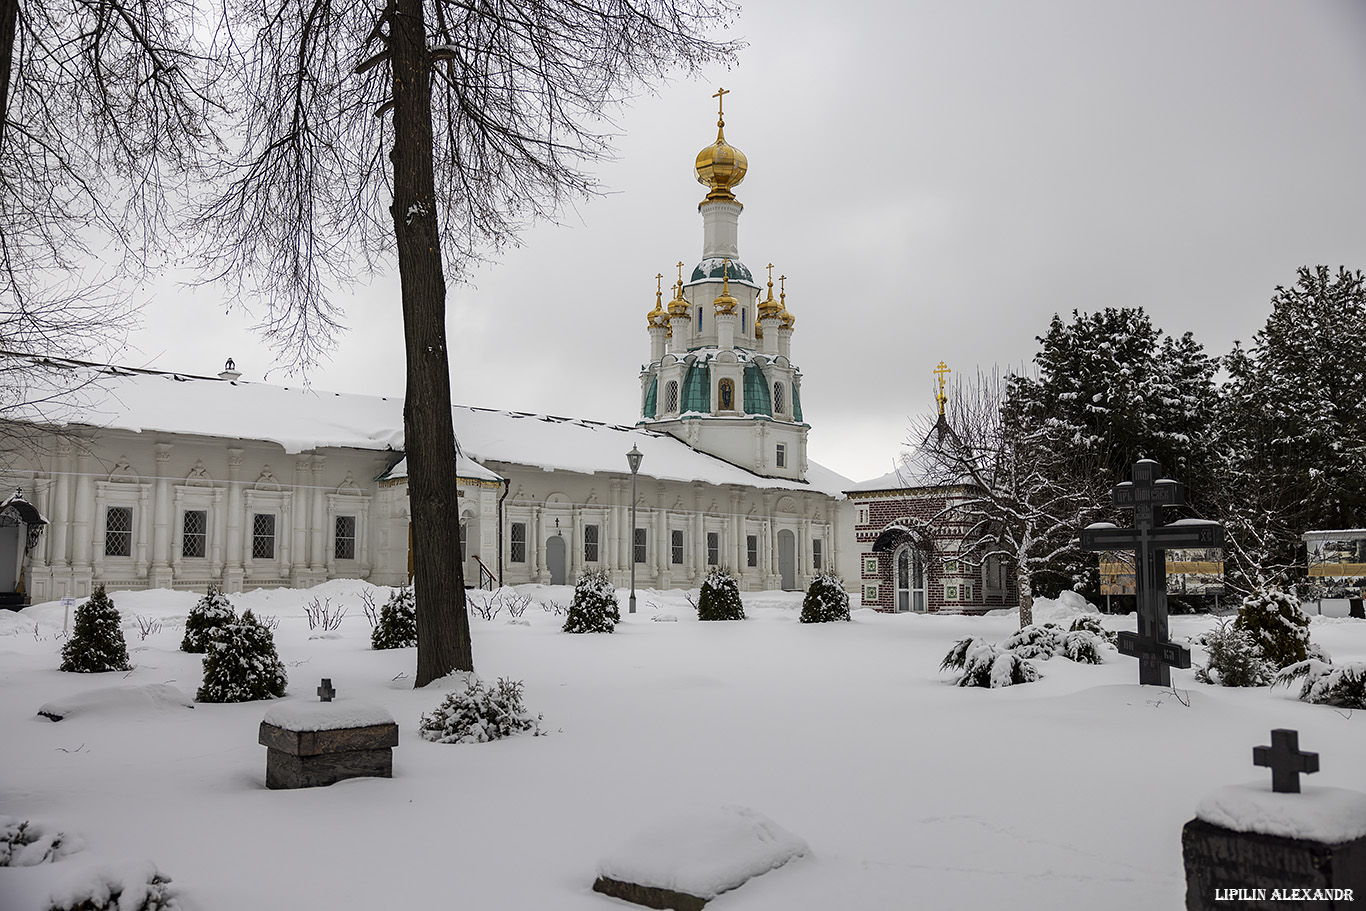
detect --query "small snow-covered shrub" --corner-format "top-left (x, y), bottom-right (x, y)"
top-left (1058, 630), bottom-right (1105, 665)
top-left (59, 586), bottom-right (131, 673)
top-left (1235, 587), bottom-right (1311, 669)
top-left (1275, 660), bottom-right (1366, 709)
top-left (562, 570), bottom-right (621, 633)
top-left (799, 573), bottom-right (851, 623)
top-left (941, 637), bottom-right (985, 671)
top-left (45, 862), bottom-right (179, 911)
top-left (951, 642), bottom-right (1040, 688)
top-left (1, 818), bottom-right (81, 867)
top-left (196, 610), bottom-right (288, 703)
top-left (1001, 624), bottom-right (1060, 659)
top-left (1069, 614), bottom-right (1117, 645)
top-left (418, 676), bottom-right (542, 744)
top-left (180, 586), bottom-right (235, 653)
top-left (1195, 620), bottom-right (1273, 687)
top-left (370, 585), bottom-right (417, 649)
top-left (697, 568), bottom-right (745, 621)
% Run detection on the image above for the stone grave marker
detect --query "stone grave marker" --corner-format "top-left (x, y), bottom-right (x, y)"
top-left (1183, 729), bottom-right (1366, 909)
top-left (1081, 458), bottom-right (1223, 686)
top-left (258, 679), bottom-right (398, 789)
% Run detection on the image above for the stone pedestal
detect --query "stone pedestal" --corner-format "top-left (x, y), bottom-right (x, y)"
top-left (258, 702), bottom-right (397, 789)
top-left (1183, 819), bottom-right (1366, 909)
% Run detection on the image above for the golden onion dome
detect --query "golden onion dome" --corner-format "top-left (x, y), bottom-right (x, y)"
top-left (646, 279), bottom-right (668, 327)
top-left (713, 261), bottom-right (738, 315)
top-left (758, 267), bottom-right (783, 320)
top-left (695, 89), bottom-right (747, 202)
top-left (666, 280), bottom-right (690, 318)
top-left (778, 284), bottom-right (795, 330)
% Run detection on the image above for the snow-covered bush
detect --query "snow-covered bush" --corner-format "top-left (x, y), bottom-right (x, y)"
top-left (196, 610), bottom-right (288, 703)
top-left (1, 818), bottom-right (80, 867)
top-left (950, 641), bottom-right (1040, 688)
top-left (799, 573), bottom-right (850, 623)
top-left (1001, 623), bottom-right (1060, 659)
top-left (1274, 660), bottom-right (1366, 709)
top-left (1069, 614), bottom-right (1117, 645)
top-left (45, 862), bottom-right (179, 911)
top-left (371, 585), bottom-right (417, 649)
top-left (417, 676), bottom-right (542, 744)
top-left (1195, 620), bottom-right (1273, 687)
top-left (1234, 587), bottom-right (1311, 669)
top-left (180, 586), bottom-right (235, 653)
top-left (1058, 630), bottom-right (1105, 665)
top-left (562, 570), bottom-right (621, 633)
top-left (697, 568), bottom-right (745, 621)
top-left (59, 585), bottom-right (131, 673)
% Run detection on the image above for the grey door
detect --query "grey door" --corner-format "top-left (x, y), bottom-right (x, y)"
top-left (777, 529), bottom-right (796, 591)
top-left (0, 525), bottom-right (20, 592)
top-left (546, 535), bottom-right (567, 586)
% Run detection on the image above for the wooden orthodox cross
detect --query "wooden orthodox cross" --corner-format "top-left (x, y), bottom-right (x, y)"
top-left (1080, 459), bottom-right (1224, 686)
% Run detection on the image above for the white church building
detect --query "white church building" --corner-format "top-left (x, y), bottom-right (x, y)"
top-left (0, 95), bottom-right (855, 605)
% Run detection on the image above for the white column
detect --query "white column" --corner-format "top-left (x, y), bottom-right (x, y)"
top-left (310, 456), bottom-right (327, 573)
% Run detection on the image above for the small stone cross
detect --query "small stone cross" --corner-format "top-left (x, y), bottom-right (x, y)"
top-left (1254, 728), bottom-right (1319, 793)
top-left (317, 678), bottom-right (335, 702)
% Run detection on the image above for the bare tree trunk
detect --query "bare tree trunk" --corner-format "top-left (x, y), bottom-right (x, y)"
top-left (1018, 569), bottom-right (1033, 628)
top-left (389, 0), bottom-right (472, 685)
top-left (0, 0), bottom-right (17, 143)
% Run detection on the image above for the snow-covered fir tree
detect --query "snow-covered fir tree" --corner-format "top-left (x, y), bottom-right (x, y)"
top-left (1195, 620), bottom-right (1273, 687)
top-left (697, 568), bottom-right (745, 621)
top-left (181, 586), bottom-right (235, 653)
top-left (59, 585), bottom-right (132, 673)
top-left (417, 676), bottom-right (541, 743)
top-left (562, 570), bottom-right (621, 633)
top-left (1234, 587), bottom-right (1311, 669)
top-left (371, 585), bottom-right (417, 649)
top-left (799, 572), bottom-right (850, 623)
top-left (196, 610), bottom-right (288, 702)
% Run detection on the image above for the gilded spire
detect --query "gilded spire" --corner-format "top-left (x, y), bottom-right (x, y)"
top-left (667, 271), bottom-right (689, 318)
top-left (647, 272), bottom-right (667, 327)
top-left (694, 88), bottom-right (748, 202)
top-left (713, 258), bottom-right (738, 314)
top-left (934, 361), bottom-right (952, 415)
top-left (759, 262), bottom-right (782, 319)
top-left (778, 274), bottom-right (795, 329)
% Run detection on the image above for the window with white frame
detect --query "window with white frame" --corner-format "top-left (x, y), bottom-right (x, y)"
top-left (747, 534), bottom-right (758, 568)
top-left (458, 521), bottom-right (467, 562)
top-left (671, 529), bottom-right (684, 565)
top-left (776, 443), bottom-right (786, 468)
top-left (334, 515), bottom-right (357, 560)
top-left (251, 513), bottom-right (277, 559)
top-left (181, 509), bottom-right (207, 558)
top-left (634, 528), bottom-right (648, 564)
top-left (666, 381), bottom-right (680, 413)
top-left (986, 555), bottom-right (1006, 590)
top-left (707, 532), bottom-right (720, 566)
top-left (813, 538), bottom-right (823, 571)
top-left (584, 524), bottom-right (600, 563)
top-left (510, 522), bottom-right (526, 563)
top-left (773, 382), bottom-right (785, 414)
top-left (106, 507), bottom-right (133, 557)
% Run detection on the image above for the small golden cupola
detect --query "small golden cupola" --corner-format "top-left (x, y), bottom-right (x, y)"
top-left (646, 273), bottom-right (668, 327)
top-left (694, 88), bottom-right (748, 203)
top-left (758, 263), bottom-right (783, 321)
top-left (666, 262), bottom-right (690, 320)
top-left (712, 259), bottom-right (739, 314)
top-left (778, 275), bottom-right (796, 329)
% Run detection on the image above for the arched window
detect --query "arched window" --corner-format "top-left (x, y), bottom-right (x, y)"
top-left (895, 544), bottom-right (928, 613)
top-left (773, 382), bottom-right (785, 415)
top-left (665, 380), bottom-right (680, 413)
top-left (718, 378), bottom-right (735, 411)
top-left (696, 307), bottom-right (703, 333)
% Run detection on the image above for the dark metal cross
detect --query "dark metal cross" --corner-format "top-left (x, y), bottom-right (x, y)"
top-left (1254, 729), bottom-right (1319, 793)
top-left (1080, 459), bottom-right (1224, 686)
top-left (317, 678), bottom-right (335, 702)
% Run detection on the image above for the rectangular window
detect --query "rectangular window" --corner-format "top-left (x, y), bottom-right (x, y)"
top-left (986, 556), bottom-right (1006, 590)
top-left (334, 515), bottom-right (357, 560)
top-left (634, 528), bottom-right (648, 565)
top-left (584, 524), bottom-right (600, 563)
top-left (776, 443), bottom-right (786, 468)
top-left (857, 506), bottom-right (869, 525)
top-left (251, 513), bottom-right (276, 560)
top-left (182, 509), bottom-right (207, 558)
top-left (106, 506), bottom-right (132, 557)
top-left (747, 534), bottom-right (758, 568)
top-left (961, 583), bottom-right (974, 602)
top-left (459, 522), bottom-right (467, 562)
top-left (813, 538), bottom-right (823, 571)
top-left (707, 532), bottom-right (720, 566)
top-left (672, 529), bottom-right (684, 565)
top-left (510, 522), bottom-right (526, 563)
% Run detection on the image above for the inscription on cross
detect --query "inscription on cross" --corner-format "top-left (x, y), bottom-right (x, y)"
top-left (1254, 729), bottom-right (1320, 794)
top-left (1081, 459), bottom-right (1224, 686)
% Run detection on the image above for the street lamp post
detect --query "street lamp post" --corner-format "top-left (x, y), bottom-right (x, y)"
top-left (626, 444), bottom-right (643, 614)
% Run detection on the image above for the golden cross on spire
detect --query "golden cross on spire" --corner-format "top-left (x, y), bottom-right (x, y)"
top-left (766, 263), bottom-right (774, 282)
top-left (779, 274), bottom-right (787, 299)
top-left (676, 261), bottom-right (684, 284)
top-left (934, 361), bottom-right (952, 415)
top-left (655, 273), bottom-right (663, 293)
top-left (721, 257), bottom-right (730, 291)
top-left (713, 87), bottom-right (729, 139)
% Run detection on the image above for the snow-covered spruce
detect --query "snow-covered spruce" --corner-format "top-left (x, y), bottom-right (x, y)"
top-left (371, 585), bottom-right (417, 649)
top-left (417, 676), bottom-right (542, 744)
top-left (44, 861), bottom-right (179, 911)
top-left (59, 585), bottom-right (131, 673)
top-left (1057, 630), bottom-right (1104, 665)
top-left (195, 610), bottom-right (288, 703)
top-left (1235, 587), bottom-right (1311, 669)
top-left (941, 637), bottom-right (1040, 687)
top-left (1, 817), bottom-right (81, 867)
top-left (1274, 660), bottom-right (1366, 709)
top-left (697, 568), bottom-right (745, 621)
top-left (1001, 623), bottom-right (1060, 659)
top-left (799, 572), bottom-right (850, 623)
top-left (1195, 619), bottom-right (1273, 687)
top-left (562, 570), bottom-right (621, 633)
top-left (180, 586), bottom-right (235, 653)
top-left (1069, 614), bottom-right (1117, 645)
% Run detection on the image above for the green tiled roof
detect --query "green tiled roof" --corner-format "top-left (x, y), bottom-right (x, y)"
top-left (681, 363), bottom-right (710, 413)
top-left (743, 364), bottom-right (772, 417)
top-left (643, 375), bottom-right (658, 419)
top-left (691, 258), bottom-right (755, 284)
top-left (793, 381), bottom-right (803, 422)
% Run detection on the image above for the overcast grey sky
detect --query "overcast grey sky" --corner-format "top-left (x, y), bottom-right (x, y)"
top-left (126, 0), bottom-right (1366, 484)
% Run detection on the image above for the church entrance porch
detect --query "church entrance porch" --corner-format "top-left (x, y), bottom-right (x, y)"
top-left (546, 536), bottom-right (567, 586)
top-left (895, 544), bottom-right (927, 613)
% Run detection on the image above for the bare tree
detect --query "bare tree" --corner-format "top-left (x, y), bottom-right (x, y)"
top-left (194, 0), bottom-right (737, 685)
top-left (910, 369), bottom-right (1105, 627)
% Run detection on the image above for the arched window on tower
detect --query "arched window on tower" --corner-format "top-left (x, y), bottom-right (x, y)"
top-left (773, 382), bottom-right (785, 415)
top-left (666, 380), bottom-right (680, 414)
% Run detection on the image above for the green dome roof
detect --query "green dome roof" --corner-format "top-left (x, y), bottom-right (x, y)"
top-left (690, 258), bottom-right (754, 285)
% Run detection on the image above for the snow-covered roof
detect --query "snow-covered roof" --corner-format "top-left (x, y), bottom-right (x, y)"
top-left (846, 448), bottom-right (940, 493)
top-left (6, 356), bottom-right (849, 497)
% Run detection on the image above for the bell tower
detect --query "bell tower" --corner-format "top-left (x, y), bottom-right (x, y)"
top-left (637, 91), bottom-right (809, 481)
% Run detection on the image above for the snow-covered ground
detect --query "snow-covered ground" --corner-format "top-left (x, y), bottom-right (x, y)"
top-left (4, 582), bottom-right (1366, 910)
